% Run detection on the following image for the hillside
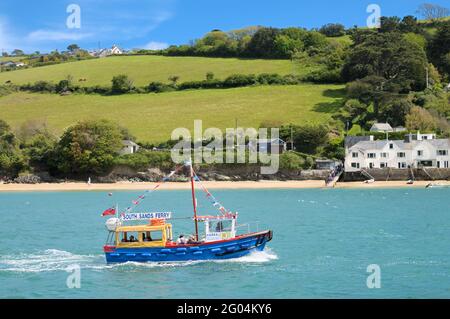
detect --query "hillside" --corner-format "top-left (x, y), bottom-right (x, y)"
top-left (0, 84), bottom-right (344, 143)
top-left (0, 55), bottom-right (307, 87)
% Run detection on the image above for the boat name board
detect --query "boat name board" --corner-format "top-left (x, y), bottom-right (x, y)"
top-left (120, 212), bottom-right (172, 221)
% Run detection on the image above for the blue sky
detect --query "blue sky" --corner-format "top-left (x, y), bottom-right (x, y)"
top-left (0, 0), bottom-right (448, 53)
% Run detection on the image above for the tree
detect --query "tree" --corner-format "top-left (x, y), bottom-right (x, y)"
top-left (67, 44), bottom-right (80, 52)
top-left (168, 75), bottom-right (180, 85)
top-left (0, 120), bottom-right (26, 177)
top-left (319, 23), bottom-right (346, 37)
top-left (12, 49), bottom-right (24, 56)
top-left (379, 97), bottom-right (414, 127)
top-left (399, 16), bottom-right (420, 33)
top-left (379, 16), bottom-right (401, 33)
top-left (342, 32), bottom-right (428, 92)
top-left (416, 3), bottom-right (450, 20)
top-left (206, 72), bottom-right (215, 81)
top-left (293, 125), bottom-right (329, 154)
top-left (245, 27), bottom-right (281, 58)
top-left (111, 75), bottom-right (134, 94)
top-left (405, 106), bottom-right (437, 131)
top-left (52, 120), bottom-right (124, 175)
top-left (429, 20), bottom-right (450, 76)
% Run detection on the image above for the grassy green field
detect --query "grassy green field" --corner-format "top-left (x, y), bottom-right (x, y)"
top-left (0, 55), bottom-right (307, 87)
top-left (0, 56), bottom-right (25, 62)
top-left (0, 84), bottom-right (344, 143)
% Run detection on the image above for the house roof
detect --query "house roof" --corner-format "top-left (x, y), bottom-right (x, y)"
top-left (344, 136), bottom-right (371, 149)
top-left (350, 138), bottom-right (450, 152)
top-left (370, 123), bottom-right (393, 131)
top-left (122, 140), bottom-right (138, 146)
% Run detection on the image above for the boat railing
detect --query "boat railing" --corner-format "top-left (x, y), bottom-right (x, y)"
top-left (236, 221), bottom-right (263, 234)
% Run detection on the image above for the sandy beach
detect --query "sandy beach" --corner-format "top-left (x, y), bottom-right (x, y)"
top-left (0, 180), bottom-right (449, 192)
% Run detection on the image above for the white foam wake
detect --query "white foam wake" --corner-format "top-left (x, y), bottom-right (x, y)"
top-left (0, 249), bottom-right (103, 273)
top-left (0, 248), bottom-right (278, 273)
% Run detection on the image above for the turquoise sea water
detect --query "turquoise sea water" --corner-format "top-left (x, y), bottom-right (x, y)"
top-left (0, 188), bottom-right (449, 298)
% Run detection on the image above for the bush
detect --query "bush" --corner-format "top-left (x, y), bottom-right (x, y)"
top-left (305, 68), bottom-right (343, 83)
top-left (319, 23), bottom-right (346, 37)
top-left (223, 74), bottom-right (257, 88)
top-left (114, 150), bottom-right (173, 170)
top-left (111, 74), bottom-right (134, 94)
top-left (279, 152), bottom-right (303, 170)
top-left (147, 82), bottom-right (175, 93)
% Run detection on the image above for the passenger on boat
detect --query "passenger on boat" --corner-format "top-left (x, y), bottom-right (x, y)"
top-left (176, 234), bottom-right (188, 245)
top-left (129, 235), bottom-right (136, 242)
top-left (187, 235), bottom-right (197, 244)
top-left (143, 232), bottom-right (152, 242)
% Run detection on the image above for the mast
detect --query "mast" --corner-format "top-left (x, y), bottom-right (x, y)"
top-left (189, 161), bottom-right (199, 241)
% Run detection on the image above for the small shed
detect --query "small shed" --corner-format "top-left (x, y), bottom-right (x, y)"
top-left (370, 123), bottom-right (393, 133)
top-left (249, 138), bottom-right (287, 154)
top-left (120, 140), bottom-right (140, 155)
top-left (315, 159), bottom-right (341, 170)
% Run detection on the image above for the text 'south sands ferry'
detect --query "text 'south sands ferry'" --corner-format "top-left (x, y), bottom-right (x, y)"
top-left (102, 162), bottom-right (273, 263)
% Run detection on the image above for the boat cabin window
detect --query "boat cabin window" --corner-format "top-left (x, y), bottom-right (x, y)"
top-left (142, 230), bottom-right (163, 242)
top-left (209, 220), bottom-right (232, 233)
top-left (120, 232), bottom-right (139, 243)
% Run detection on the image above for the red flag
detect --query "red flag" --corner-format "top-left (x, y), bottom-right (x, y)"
top-left (102, 208), bottom-right (116, 216)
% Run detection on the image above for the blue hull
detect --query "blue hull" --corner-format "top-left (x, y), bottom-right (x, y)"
top-left (105, 230), bottom-right (272, 263)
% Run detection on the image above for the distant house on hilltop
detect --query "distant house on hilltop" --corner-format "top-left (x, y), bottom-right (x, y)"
top-left (90, 45), bottom-right (124, 58)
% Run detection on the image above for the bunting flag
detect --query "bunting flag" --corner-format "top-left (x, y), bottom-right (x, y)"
top-left (191, 168), bottom-right (229, 215)
top-left (123, 165), bottom-right (183, 214)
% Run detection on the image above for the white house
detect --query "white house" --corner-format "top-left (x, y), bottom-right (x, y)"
top-left (344, 132), bottom-right (450, 172)
top-left (370, 123), bottom-right (393, 133)
top-left (91, 45), bottom-right (124, 58)
top-left (120, 140), bottom-right (140, 155)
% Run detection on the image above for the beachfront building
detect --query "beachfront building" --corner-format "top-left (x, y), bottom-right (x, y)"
top-left (344, 132), bottom-right (450, 172)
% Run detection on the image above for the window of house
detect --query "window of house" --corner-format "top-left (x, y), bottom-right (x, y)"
top-left (437, 150), bottom-right (448, 156)
top-left (367, 153), bottom-right (376, 158)
top-left (445, 161), bottom-right (449, 168)
top-left (397, 152), bottom-right (406, 158)
top-left (389, 143), bottom-right (394, 149)
top-left (417, 150), bottom-right (423, 156)
top-left (351, 163), bottom-right (360, 168)
top-left (380, 162), bottom-right (387, 168)
top-left (398, 162), bottom-right (407, 169)
top-left (352, 152), bottom-right (358, 158)
top-left (369, 163), bottom-right (374, 169)
top-left (381, 152), bottom-right (388, 158)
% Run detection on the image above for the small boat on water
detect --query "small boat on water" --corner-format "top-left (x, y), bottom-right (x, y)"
top-left (102, 162), bottom-right (273, 263)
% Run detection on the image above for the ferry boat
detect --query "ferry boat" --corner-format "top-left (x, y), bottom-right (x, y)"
top-left (102, 162), bottom-right (273, 263)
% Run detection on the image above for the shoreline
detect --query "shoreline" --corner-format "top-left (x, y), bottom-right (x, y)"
top-left (0, 180), bottom-right (449, 192)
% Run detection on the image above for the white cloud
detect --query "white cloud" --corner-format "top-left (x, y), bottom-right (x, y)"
top-left (0, 17), bottom-right (14, 51)
top-left (26, 30), bottom-right (94, 42)
top-left (143, 41), bottom-right (169, 50)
